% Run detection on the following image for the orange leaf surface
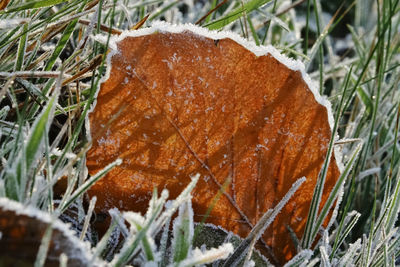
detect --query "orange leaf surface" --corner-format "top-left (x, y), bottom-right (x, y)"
top-left (86, 23), bottom-right (341, 264)
top-left (0, 0), bottom-right (9, 10)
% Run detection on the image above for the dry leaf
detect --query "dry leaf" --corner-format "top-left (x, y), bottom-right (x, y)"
top-left (86, 23), bottom-right (341, 264)
top-left (0, 199), bottom-right (93, 266)
top-left (0, 0), bottom-right (9, 10)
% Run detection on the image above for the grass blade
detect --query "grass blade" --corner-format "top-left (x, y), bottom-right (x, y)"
top-left (1, 0), bottom-right (67, 13)
top-left (205, 0), bottom-right (272, 30)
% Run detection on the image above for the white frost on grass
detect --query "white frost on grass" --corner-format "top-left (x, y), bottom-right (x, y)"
top-left (177, 243), bottom-right (234, 267)
top-left (171, 199), bottom-right (194, 264)
top-left (0, 18), bottom-right (30, 29)
top-left (282, 249), bottom-right (313, 267)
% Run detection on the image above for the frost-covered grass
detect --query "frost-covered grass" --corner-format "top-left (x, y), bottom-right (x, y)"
top-left (0, 0), bottom-right (399, 266)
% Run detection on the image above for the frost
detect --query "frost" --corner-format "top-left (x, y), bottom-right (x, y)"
top-left (171, 200), bottom-right (194, 263)
top-left (178, 243), bottom-right (234, 267)
top-left (0, 18), bottom-right (30, 29)
top-left (244, 260), bottom-right (255, 267)
top-left (161, 59), bottom-right (173, 70)
top-left (357, 167), bottom-right (381, 181)
top-left (337, 238), bottom-right (361, 266)
top-left (283, 249), bottom-right (313, 267)
top-left (152, 174), bottom-right (199, 234)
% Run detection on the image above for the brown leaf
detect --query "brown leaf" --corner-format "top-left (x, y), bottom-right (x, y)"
top-left (86, 24), bottom-right (341, 264)
top-left (0, 0), bottom-right (9, 10)
top-left (0, 199), bottom-right (93, 266)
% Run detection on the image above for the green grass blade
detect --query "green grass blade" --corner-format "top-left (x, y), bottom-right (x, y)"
top-left (247, 15), bottom-right (260, 45)
top-left (25, 95), bottom-right (56, 170)
top-left (356, 86), bottom-right (373, 117)
top-left (148, 0), bottom-right (179, 21)
top-left (312, 143), bottom-right (362, 241)
top-left (14, 22), bottom-right (28, 71)
top-left (205, 0), bottom-right (272, 30)
top-left (173, 201), bottom-right (193, 264)
top-left (1, 0), bottom-right (67, 13)
top-left (43, 0), bottom-right (87, 71)
top-left (44, 22), bottom-right (78, 71)
top-left (60, 158), bottom-right (122, 212)
top-left (113, 206), bottom-right (163, 266)
top-left (330, 211), bottom-right (361, 259)
top-left (301, 65), bottom-right (352, 249)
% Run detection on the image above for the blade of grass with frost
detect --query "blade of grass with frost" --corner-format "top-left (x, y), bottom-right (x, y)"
top-left (91, 219), bottom-right (118, 263)
top-left (260, 0), bottom-right (277, 44)
top-left (148, 0), bottom-right (179, 21)
top-left (178, 243), bottom-right (234, 267)
top-left (243, 235), bottom-right (257, 266)
top-left (0, 26), bottom-right (20, 53)
top-left (109, 208), bottom-right (129, 238)
top-left (369, 228), bottom-right (398, 265)
top-left (305, 2), bottom-right (355, 71)
top-left (385, 172), bottom-right (400, 231)
top-left (14, 22), bottom-right (28, 71)
top-left (282, 249), bottom-right (313, 267)
top-left (142, 233), bottom-right (156, 262)
top-left (381, 53), bottom-right (399, 201)
top-left (4, 87), bottom-right (58, 201)
top-left (130, 222), bottom-right (155, 262)
top-left (372, 196), bottom-right (393, 238)
top-left (358, 234), bottom-right (368, 266)
top-left (172, 200), bottom-right (194, 264)
top-left (124, 210), bottom-right (157, 261)
top-left (311, 0), bottom-right (324, 94)
top-left (338, 238), bottom-right (362, 266)
top-left (319, 246), bottom-right (330, 266)
top-left (204, 0), bottom-right (218, 24)
top-left (146, 188), bottom-right (168, 232)
top-left (370, 231), bottom-right (400, 266)
top-left (59, 254), bottom-right (68, 267)
top-left (205, 0), bottom-right (272, 30)
top-left (359, 1), bottom-right (389, 206)
top-left (145, 187), bottom-right (160, 223)
top-left (34, 221), bottom-right (55, 267)
top-left (53, 0), bottom-right (116, 172)
top-left (1, 0), bottom-right (67, 14)
top-left (4, 148), bottom-right (26, 201)
top-left (80, 196), bottom-right (96, 240)
top-left (356, 85), bottom-right (373, 117)
top-left (302, 65), bottom-right (351, 249)
top-left (223, 177), bottom-right (306, 267)
top-left (51, 158), bottom-right (80, 211)
top-left (152, 174), bottom-right (199, 234)
top-left (59, 158), bottom-right (122, 212)
top-left (112, 201), bottom-right (164, 266)
top-left (16, 78), bottom-right (49, 102)
top-left (362, 195), bottom-right (377, 266)
top-left (160, 217), bottom-right (171, 266)
top-left (0, 1), bottom-right (80, 51)
top-left (246, 16), bottom-right (260, 45)
top-left (40, 125), bottom-right (53, 211)
top-left (44, 0), bottom-right (87, 72)
top-left (311, 142), bottom-right (362, 242)
top-left (343, 0), bottom-right (399, 113)
top-left (25, 94), bottom-right (57, 171)
top-left (330, 211), bottom-right (361, 259)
